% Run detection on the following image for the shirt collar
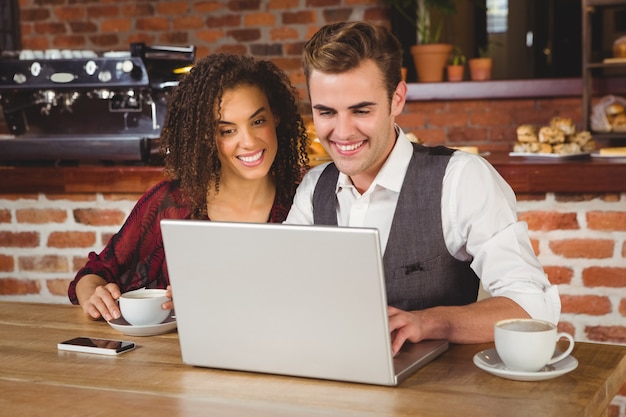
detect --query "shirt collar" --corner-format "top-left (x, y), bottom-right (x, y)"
top-left (336, 125), bottom-right (413, 194)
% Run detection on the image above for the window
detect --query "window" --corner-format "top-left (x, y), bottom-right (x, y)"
top-left (487, 0), bottom-right (507, 34)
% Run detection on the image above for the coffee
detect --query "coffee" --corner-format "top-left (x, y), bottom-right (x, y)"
top-left (498, 320), bottom-right (553, 332)
top-left (494, 318), bottom-right (574, 372)
top-left (119, 288), bottom-right (170, 326)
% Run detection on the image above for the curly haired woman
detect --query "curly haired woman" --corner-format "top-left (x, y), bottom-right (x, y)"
top-left (69, 54), bottom-right (309, 321)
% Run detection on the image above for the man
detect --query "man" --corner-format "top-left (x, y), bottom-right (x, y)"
top-left (286, 21), bottom-right (560, 355)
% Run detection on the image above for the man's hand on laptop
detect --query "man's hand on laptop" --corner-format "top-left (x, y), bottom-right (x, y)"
top-left (387, 306), bottom-right (429, 356)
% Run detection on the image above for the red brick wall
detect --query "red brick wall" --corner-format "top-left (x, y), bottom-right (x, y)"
top-left (15, 0), bottom-right (388, 104)
top-left (399, 97), bottom-right (583, 151)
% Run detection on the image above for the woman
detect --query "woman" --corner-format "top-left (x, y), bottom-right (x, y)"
top-left (68, 53), bottom-right (309, 321)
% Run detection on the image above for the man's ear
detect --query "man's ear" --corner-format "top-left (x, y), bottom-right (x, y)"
top-left (391, 81), bottom-right (407, 117)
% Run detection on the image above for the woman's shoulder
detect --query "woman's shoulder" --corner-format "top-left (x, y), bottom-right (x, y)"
top-left (134, 179), bottom-right (189, 211)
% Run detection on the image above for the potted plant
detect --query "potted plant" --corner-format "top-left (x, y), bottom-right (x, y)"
top-left (383, 0), bottom-right (456, 82)
top-left (446, 45), bottom-right (465, 82)
top-left (468, 43), bottom-right (495, 81)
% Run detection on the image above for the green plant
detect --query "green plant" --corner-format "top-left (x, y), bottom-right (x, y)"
top-left (450, 45), bottom-right (466, 66)
top-left (478, 40), bottom-right (502, 58)
top-left (382, 0), bottom-right (457, 44)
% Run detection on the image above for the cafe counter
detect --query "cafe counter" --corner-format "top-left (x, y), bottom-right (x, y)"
top-left (0, 152), bottom-right (625, 194)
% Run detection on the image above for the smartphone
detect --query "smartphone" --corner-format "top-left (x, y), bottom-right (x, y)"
top-left (57, 337), bottom-right (136, 356)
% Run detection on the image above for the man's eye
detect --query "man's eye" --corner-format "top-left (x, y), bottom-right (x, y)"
top-left (354, 109), bottom-right (370, 115)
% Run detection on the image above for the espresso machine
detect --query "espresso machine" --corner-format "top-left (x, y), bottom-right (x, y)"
top-left (0, 43), bottom-right (195, 163)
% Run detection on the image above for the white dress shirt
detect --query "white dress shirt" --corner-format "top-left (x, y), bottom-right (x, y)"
top-left (286, 127), bottom-right (561, 323)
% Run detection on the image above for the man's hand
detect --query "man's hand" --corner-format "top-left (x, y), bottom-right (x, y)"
top-left (387, 306), bottom-right (426, 356)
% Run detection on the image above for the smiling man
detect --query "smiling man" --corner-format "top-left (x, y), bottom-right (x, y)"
top-left (285, 21), bottom-right (561, 355)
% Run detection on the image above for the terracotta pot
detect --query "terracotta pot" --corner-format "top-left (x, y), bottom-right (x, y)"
top-left (446, 65), bottom-right (464, 82)
top-left (468, 58), bottom-right (493, 81)
top-left (410, 44), bottom-right (453, 83)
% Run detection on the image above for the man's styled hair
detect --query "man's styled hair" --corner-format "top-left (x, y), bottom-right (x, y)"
top-left (302, 21), bottom-right (403, 102)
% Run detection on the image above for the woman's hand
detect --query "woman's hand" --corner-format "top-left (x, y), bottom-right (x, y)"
top-left (75, 275), bottom-right (122, 321)
top-left (162, 285), bottom-right (174, 311)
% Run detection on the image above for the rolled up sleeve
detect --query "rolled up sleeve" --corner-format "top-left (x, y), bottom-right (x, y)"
top-left (444, 152), bottom-right (561, 324)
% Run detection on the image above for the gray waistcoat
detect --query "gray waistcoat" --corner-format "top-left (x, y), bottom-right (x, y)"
top-left (312, 143), bottom-right (479, 310)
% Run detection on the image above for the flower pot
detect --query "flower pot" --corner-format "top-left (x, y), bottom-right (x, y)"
top-left (410, 43), bottom-right (453, 83)
top-left (468, 58), bottom-right (493, 81)
top-left (446, 65), bottom-right (464, 82)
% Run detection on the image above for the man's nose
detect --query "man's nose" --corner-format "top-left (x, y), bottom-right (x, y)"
top-left (333, 114), bottom-right (356, 140)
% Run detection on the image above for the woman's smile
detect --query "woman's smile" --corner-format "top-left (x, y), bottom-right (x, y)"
top-left (238, 149), bottom-right (265, 166)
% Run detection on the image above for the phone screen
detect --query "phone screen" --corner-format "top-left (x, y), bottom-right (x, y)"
top-left (58, 337), bottom-right (136, 355)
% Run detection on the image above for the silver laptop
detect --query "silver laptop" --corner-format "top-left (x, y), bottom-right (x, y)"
top-left (161, 219), bottom-right (448, 386)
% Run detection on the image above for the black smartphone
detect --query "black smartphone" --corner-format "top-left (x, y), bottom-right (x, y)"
top-left (57, 337), bottom-right (136, 355)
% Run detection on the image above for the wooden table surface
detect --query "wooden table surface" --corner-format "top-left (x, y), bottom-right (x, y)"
top-left (1, 301), bottom-right (625, 417)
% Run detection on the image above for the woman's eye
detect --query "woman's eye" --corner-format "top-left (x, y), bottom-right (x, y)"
top-left (220, 128), bottom-right (235, 136)
top-left (252, 118), bottom-right (266, 126)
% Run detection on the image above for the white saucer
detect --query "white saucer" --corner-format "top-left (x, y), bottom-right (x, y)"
top-left (107, 311), bottom-right (177, 337)
top-left (473, 348), bottom-right (578, 381)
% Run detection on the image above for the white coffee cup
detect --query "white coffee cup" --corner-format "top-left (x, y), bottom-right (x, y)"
top-left (118, 288), bottom-right (170, 326)
top-left (494, 318), bottom-right (575, 372)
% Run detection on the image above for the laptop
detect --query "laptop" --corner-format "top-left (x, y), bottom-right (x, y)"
top-left (160, 219), bottom-right (448, 386)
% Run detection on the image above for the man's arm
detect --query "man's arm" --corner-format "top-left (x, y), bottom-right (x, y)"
top-left (387, 296), bottom-right (530, 355)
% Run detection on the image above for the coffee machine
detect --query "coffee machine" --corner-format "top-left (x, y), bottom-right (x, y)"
top-left (0, 43), bottom-right (195, 163)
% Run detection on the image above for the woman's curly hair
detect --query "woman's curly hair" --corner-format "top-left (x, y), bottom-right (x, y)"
top-left (160, 53), bottom-right (309, 219)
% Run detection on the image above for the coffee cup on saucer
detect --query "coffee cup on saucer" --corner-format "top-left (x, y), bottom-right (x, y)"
top-left (118, 288), bottom-right (170, 326)
top-left (494, 318), bottom-right (575, 372)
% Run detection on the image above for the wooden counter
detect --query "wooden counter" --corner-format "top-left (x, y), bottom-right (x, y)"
top-left (2, 301), bottom-right (626, 417)
top-left (1, 152), bottom-right (625, 194)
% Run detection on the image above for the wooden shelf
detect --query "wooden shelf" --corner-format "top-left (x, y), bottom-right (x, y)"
top-left (582, 0), bottom-right (626, 134)
top-left (585, 0), bottom-right (626, 6)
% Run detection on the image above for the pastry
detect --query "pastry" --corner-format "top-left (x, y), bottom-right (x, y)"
top-left (611, 113), bottom-right (626, 131)
top-left (538, 126), bottom-right (565, 144)
top-left (550, 117), bottom-right (576, 136)
top-left (571, 130), bottom-right (592, 146)
top-left (606, 103), bottom-right (625, 116)
top-left (553, 142), bottom-right (581, 155)
top-left (516, 124), bottom-right (538, 143)
top-left (581, 140), bottom-right (596, 153)
top-left (599, 146), bottom-right (626, 156)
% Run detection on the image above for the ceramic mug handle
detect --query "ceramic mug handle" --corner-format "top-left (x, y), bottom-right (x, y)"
top-left (547, 332), bottom-right (575, 365)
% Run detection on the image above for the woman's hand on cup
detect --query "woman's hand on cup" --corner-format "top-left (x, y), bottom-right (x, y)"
top-left (162, 285), bottom-right (174, 311)
top-left (82, 282), bottom-right (122, 322)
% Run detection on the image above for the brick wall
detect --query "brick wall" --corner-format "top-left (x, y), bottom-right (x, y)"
top-left (399, 97), bottom-right (584, 151)
top-left (15, 0), bottom-right (388, 107)
top-left (517, 192), bottom-right (626, 417)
